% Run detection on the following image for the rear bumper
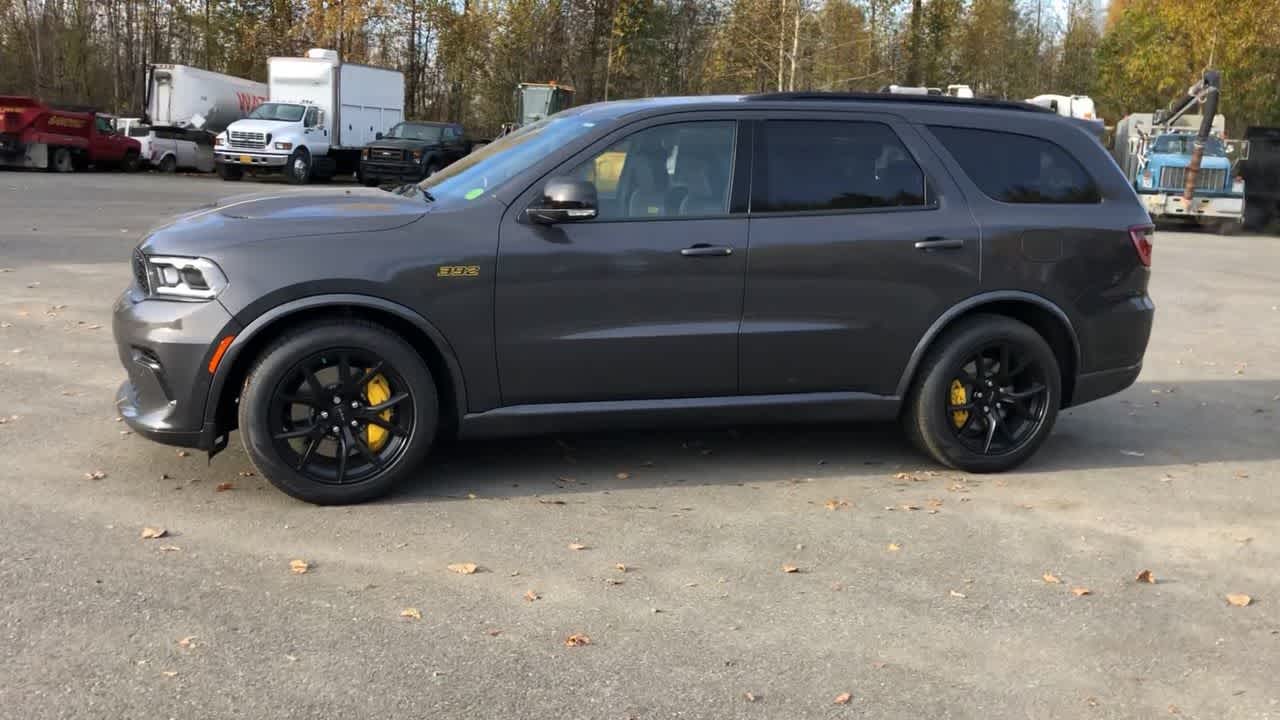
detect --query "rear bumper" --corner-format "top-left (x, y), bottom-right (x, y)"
top-left (112, 286), bottom-right (242, 450)
top-left (216, 150), bottom-right (288, 168)
top-left (1068, 362), bottom-right (1143, 407)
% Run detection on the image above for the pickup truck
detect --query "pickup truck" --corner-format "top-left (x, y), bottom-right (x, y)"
top-left (0, 96), bottom-right (140, 172)
top-left (357, 121), bottom-right (470, 185)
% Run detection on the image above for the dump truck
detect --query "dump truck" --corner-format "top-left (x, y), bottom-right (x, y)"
top-left (0, 96), bottom-right (141, 172)
top-left (1111, 71), bottom-right (1246, 230)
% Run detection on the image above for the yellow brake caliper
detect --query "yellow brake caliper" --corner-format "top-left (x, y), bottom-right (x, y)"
top-left (949, 379), bottom-right (969, 429)
top-left (364, 374), bottom-right (394, 451)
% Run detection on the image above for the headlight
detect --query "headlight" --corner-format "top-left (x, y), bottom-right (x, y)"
top-left (214, 135), bottom-right (224, 147)
top-left (411, 150), bottom-right (423, 161)
top-left (274, 141), bottom-right (293, 150)
top-left (362, 148), bottom-right (369, 159)
top-left (1140, 169), bottom-right (1153, 189)
top-left (141, 255), bottom-right (228, 301)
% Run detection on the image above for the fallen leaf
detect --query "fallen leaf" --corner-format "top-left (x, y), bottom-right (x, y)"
top-left (160, 670), bottom-right (178, 678)
top-left (176, 450), bottom-right (189, 457)
top-left (1042, 572), bottom-right (1061, 584)
top-left (949, 590), bottom-right (967, 599)
top-left (523, 590), bottom-right (540, 602)
top-left (604, 578), bottom-right (624, 586)
top-left (289, 559), bottom-right (309, 574)
top-left (887, 543), bottom-right (901, 552)
top-left (1226, 593), bottom-right (1252, 607)
top-left (614, 563), bottom-right (628, 572)
top-left (1233, 470), bottom-right (1250, 479)
top-left (893, 472), bottom-right (917, 481)
top-left (926, 498), bottom-right (944, 509)
top-left (1168, 704), bottom-right (1180, 714)
top-left (824, 498), bottom-right (850, 510)
top-left (447, 562), bottom-right (478, 575)
top-left (400, 607), bottom-right (422, 620)
top-left (140, 527), bottom-right (168, 539)
top-left (744, 692), bottom-right (758, 703)
top-left (1071, 587), bottom-right (1092, 597)
top-left (83, 470), bottom-right (107, 480)
top-left (238, 470), bottom-right (255, 477)
top-left (1136, 569), bottom-right (1155, 584)
top-left (834, 692), bottom-right (852, 705)
top-left (177, 636), bottom-right (197, 648)
top-left (158, 545), bottom-right (181, 552)
top-left (215, 482), bottom-right (234, 492)
top-left (900, 503), bottom-right (920, 511)
top-left (781, 564), bottom-right (800, 573)
top-left (564, 633), bottom-right (591, 647)
top-left (615, 472), bottom-right (630, 480)
top-left (567, 543), bottom-right (588, 551)
top-left (486, 628), bottom-right (502, 636)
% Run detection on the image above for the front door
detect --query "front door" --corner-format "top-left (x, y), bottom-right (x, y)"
top-left (495, 118), bottom-right (746, 405)
top-left (740, 115), bottom-right (981, 397)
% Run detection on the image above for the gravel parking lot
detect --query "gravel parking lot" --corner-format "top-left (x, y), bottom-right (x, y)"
top-left (1, 171), bottom-right (1277, 719)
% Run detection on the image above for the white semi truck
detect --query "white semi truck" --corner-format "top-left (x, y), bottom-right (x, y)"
top-left (214, 49), bottom-right (404, 184)
top-left (144, 64), bottom-right (268, 133)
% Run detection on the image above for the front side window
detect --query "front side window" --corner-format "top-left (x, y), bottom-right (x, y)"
top-left (755, 120), bottom-right (927, 213)
top-left (565, 120), bottom-right (736, 220)
top-left (930, 125), bottom-right (1100, 203)
top-left (96, 116), bottom-right (114, 134)
top-left (304, 107), bottom-right (318, 128)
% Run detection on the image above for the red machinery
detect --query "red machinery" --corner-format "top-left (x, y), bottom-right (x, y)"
top-left (0, 96), bottom-right (140, 172)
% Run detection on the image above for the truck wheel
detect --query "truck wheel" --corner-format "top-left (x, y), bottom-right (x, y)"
top-left (48, 148), bottom-right (74, 173)
top-left (903, 314), bottom-right (1061, 473)
top-left (158, 155), bottom-right (178, 174)
top-left (217, 163), bottom-right (243, 182)
top-left (122, 151), bottom-right (140, 173)
top-left (237, 319), bottom-right (439, 505)
top-left (286, 147), bottom-right (312, 185)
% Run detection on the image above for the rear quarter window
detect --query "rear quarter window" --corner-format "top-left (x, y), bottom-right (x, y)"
top-left (929, 125), bottom-right (1100, 204)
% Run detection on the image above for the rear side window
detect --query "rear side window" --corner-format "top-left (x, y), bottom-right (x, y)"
top-left (755, 120), bottom-right (927, 213)
top-left (930, 126), bottom-right (1100, 203)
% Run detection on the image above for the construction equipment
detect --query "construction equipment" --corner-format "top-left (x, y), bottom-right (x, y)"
top-left (500, 82), bottom-right (575, 135)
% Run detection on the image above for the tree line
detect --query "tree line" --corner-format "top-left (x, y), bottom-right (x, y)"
top-left (2, 0), bottom-right (1277, 136)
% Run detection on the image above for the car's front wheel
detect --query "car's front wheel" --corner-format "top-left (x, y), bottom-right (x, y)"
top-left (238, 320), bottom-right (439, 504)
top-left (286, 147), bottom-right (312, 185)
top-left (904, 314), bottom-right (1061, 473)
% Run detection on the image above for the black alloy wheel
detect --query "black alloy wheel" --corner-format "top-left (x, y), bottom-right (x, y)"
top-left (943, 341), bottom-right (1050, 456)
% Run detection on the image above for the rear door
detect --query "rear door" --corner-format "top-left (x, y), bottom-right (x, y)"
top-left (495, 115), bottom-right (748, 405)
top-left (740, 113), bottom-right (980, 397)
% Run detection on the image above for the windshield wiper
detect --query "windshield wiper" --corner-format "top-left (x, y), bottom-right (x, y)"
top-left (390, 183), bottom-right (435, 203)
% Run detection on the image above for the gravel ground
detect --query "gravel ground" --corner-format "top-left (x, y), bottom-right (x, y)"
top-left (0, 170), bottom-right (1277, 719)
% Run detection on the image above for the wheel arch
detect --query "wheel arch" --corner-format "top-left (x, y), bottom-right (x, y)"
top-left (895, 291), bottom-right (1081, 407)
top-left (205, 295), bottom-right (468, 439)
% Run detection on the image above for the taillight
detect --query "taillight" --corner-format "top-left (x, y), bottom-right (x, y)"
top-left (1129, 225), bottom-right (1154, 267)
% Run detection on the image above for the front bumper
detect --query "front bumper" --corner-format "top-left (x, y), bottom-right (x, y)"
top-left (1137, 190), bottom-right (1243, 219)
top-left (112, 286), bottom-right (242, 450)
top-left (360, 159), bottom-right (425, 182)
top-left (216, 150), bottom-right (289, 168)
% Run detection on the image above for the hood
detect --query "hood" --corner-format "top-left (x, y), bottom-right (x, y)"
top-left (224, 118), bottom-right (297, 136)
top-left (366, 136), bottom-right (442, 150)
top-left (139, 187), bottom-right (428, 257)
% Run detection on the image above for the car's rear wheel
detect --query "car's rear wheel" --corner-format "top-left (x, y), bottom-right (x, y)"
top-left (48, 147), bottom-right (74, 173)
top-left (238, 320), bottom-right (438, 504)
top-left (158, 155), bottom-right (177, 174)
top-left (122, 150), bottom-right (140, 172)
top-left (904, 314), bottom-right (1060, 473)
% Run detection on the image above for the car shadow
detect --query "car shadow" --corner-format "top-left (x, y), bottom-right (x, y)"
top-left (383, 378), bottom-right (1279, 504)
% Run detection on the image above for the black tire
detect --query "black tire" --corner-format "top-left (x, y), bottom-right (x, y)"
top-left (238, 320), bottom-right (438, 505)
top-left (122, 150), bottom-right (140, 172)
top-left (217, 163), bottom-right (243, 181)
top-left (48, 147), bottom-right (74, 173)
top-left (286, 147), bottom-right (312, 185)
top-left (158, 155), bottom-right (178, 174)
top-left (904, 314), bottom-right (1061, 473)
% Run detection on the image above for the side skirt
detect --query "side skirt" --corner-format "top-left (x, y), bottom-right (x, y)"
top-left (458, 391), bottom-right (901, 439)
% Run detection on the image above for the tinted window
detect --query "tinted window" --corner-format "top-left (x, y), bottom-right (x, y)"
top-left (755, 120), bottom-right (926, 213)
top-left (930, 126), bottom-right (1100, 203)
top-left (566, 121), bottom-right (736, 220)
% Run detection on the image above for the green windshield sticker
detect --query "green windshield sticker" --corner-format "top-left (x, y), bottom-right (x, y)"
top-left (464, 188), bottom-right (485, 200)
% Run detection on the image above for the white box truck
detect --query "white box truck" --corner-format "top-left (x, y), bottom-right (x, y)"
top-left (214, 49), bottom-right (404, 184)
top-left (145, 64), bottom-right (269, 134)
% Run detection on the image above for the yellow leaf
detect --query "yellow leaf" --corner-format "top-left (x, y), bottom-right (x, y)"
top-left (564, 633), bottom-right (591, 647)
top-left (523, 590), bottom-right (540, 601)
top-left (781, 564), bottom-right (800, 573)
top-left (1071, 587), bottom-right (1092, 597)
top-left (140, 527), bottom-right (167, 539)
top-left (1042, 572), bottom-right (1061, 584)
top-left (1226, 593), bottom-right (1252, 607)
top-left (160, 670), bottom-right (178, 678)
top-left (887, 543), bottom-right (901, 552)
top-left (447, 563), bottom-right (478, 575)
top-left (614, 563), bottom-right (628, 572)
top-left (834, 692), bottom-right (852, 704)
top-left (400, 607), bottom-right (422, 620)
top-left (950, 590), bottom-right (967, 599)
top-left (824, 498), bottom-right (850, 510)
top-left (1135, 569), bottom-right (1155, 584)
top-left (289, 559), bottom-right (309, 574)
top-left (177, 636), bottom-right (196, 648)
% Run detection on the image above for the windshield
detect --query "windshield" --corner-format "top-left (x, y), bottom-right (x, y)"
top-left (417, 111), bottom-right (601, 201)
top-left (386, 123), bottom-right (443, 142)
top-left (246, 103), bottom-right (306, 122)
top-left (1152, 134), bottom-right (1227, 156)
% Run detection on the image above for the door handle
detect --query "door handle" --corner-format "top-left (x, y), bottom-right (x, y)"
top-left (681, 244), bottom-right (733, 257)
top-left (914, 237), bottom-right (964, 251)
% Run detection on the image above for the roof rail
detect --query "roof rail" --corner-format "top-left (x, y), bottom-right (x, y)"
top-left (743, 91), bottom-right (1054, 114)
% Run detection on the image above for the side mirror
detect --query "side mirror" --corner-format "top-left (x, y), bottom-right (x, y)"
top-left (376, 131), bottom-right (383, 140)
top-left (525, 177), bottom-right (598, 224)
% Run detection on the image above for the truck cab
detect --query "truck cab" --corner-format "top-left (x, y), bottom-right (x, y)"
top-left (215, 102), bottom-right (327, 180)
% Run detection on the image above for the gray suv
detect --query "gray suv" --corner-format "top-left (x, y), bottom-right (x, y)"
top-left (113, 93), bottom-right (1155, 504)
